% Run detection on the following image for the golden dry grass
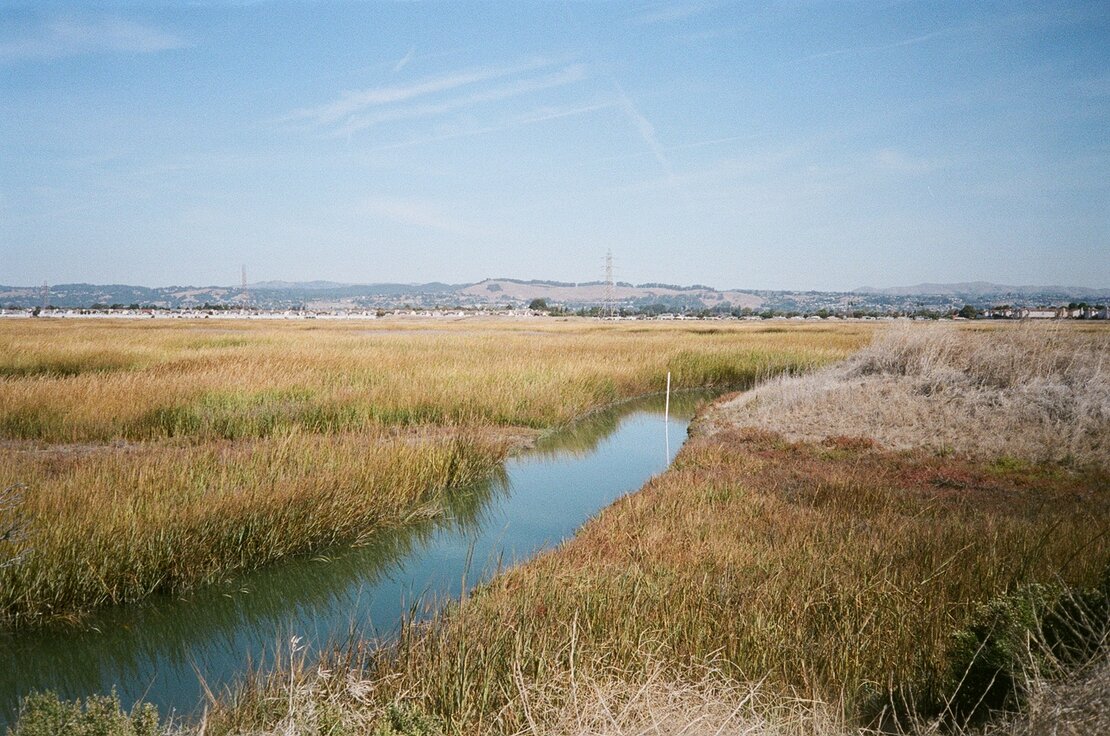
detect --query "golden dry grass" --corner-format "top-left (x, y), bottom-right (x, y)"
top-left (710, 322), bottom-right (1110, 468)
top-left (180, 323), bottom-right (1109, 736)
top-left (0, 319), bottom-right (870, 443)
top-left (0, 318), bottom-right (871, 628)
top-left (989, 657), bottom-right (1110, 736)
top-left (0, 429), bottom-right (507, 628)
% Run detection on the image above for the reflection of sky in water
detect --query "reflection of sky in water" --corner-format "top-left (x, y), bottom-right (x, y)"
top-left (0, 392), bottom-right (709, 727)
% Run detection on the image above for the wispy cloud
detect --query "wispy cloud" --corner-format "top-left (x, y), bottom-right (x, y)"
top-left (285, 57), bottom-right (563, 128)
top-left (607, 140), bottom-right (812, 205)
top-left (796, 28), bottom-right (958, 63)
top-left (393, 46), bottom-right (415, 73)
top-left (634, 2), bottom-right (718, 25)
top-left (365, 101), bottom-right (618, 153)
top-left (873, 148), bottom-right (950, 174)
top-left (361, 196), bottom-right (492, 238)
top-left (609, 77), bottom-right (675, 180)
top-left (681, 25), bottom-right (743, 42)
top-left (334, 64), bottom-right (588, 138)
top-left (669, 133), bottom-right (761, 152)
top-left (578, 132), bottom-right (765, 169)
top-left (0, 17), bottom-right (187, 61)
top-left (509, 102), bottom-right (618, 127)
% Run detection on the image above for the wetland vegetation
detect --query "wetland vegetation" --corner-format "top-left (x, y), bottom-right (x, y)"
top-left (5, 320), bottom-right (1107, 735)
top-left (0, 319), bottom-right (868, 629)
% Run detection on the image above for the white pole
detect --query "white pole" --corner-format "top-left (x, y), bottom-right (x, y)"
top-left (665, 371), bottom-right (671, 424)
top-left (664, 371), bottom-right (671, 461)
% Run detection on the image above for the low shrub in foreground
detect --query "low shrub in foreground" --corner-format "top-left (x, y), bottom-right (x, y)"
top-left (939, 572), bottom-right (1110, 724)
top-left (10, 691), bottom-right (160, 736)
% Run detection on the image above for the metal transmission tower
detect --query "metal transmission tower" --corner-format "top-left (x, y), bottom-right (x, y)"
top-left (603, 250), bottom-right (615, 318)
top-left (40, 281), bottom-right (49, 312)
top-left (239, 265), bottom-right (250, 309)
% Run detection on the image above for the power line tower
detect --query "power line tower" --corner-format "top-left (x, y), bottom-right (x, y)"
top-left (239, 265), bottom-right (250, 310)
top-left (40, 281), bottom-right (49, 312)
top-left (603, 250), bottom-right (615, 319)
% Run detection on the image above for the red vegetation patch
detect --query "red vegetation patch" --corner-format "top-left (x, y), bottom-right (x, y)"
top-left (700, 427), bottom-right (1108, 518)
top-left (822, 435), bottom-right (878, 452)
top-left (727, 426), bottom-right (786, 446)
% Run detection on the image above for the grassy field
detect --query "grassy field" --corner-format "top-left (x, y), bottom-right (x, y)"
top-left (10, 321), bottom-right (1106, 736)
top-left (0, 319), bottom-right (864, 442)
top-left (170, 322), bottom-right (1107, 736)
top-left (0, 318), bottom-right (870, 628)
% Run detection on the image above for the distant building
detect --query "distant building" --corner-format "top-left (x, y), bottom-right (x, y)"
top-left (982, 305), bottom-right (1084, 320)
top-left (1013, 307), bottom-right (1067, 319)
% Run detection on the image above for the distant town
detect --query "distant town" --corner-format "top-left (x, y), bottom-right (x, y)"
top-left (1, 278), bottom-right (1107, 321)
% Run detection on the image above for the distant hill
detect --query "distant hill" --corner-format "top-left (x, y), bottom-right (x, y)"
top-left (0, 279), bottom-right (764, 311)
top-left (0, 281), bottom-right (462, 309)
top-left (854, 282), bottom-right (1110, 299)
top-left (2, 278), bottom-right (1105, 313)
top-left (249, 280), bottom-right (351, 290)
top-left (459, 279), bottom-right (763, 310)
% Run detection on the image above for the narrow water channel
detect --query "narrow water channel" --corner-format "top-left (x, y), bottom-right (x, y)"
top-left (0, 391), bottom-right (712, 727)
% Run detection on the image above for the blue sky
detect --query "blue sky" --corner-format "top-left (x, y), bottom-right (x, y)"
top-left (1, 1), bottom-right (1107, 290)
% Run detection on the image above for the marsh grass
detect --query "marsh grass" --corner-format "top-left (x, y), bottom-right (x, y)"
top-left (0, 429), bottom-right (507, 628)
top-left (195, 646), bottom-right (859, 736)
top-left (9, 323), bottom-right (1109, 735)
top-left (187, 430), bottom-right (1109, 736)
top-left (0, 320), bottom-right (869, 626)
top-left (0, 320), bottom-right (867, 443)
top-left (155, 323), bottom-right (1110, 736)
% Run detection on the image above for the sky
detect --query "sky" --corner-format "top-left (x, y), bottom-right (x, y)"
top-left (1, 1), bottom-right (1108, 291)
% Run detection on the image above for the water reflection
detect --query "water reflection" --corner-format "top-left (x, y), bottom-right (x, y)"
top-left (530, 390), bottom-right (711, 457)
top-left (1, 501), bottom-right (491, 710)
top-left (0, 391), bottom-right (708, 726)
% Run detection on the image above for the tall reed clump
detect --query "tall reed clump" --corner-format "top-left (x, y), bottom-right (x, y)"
top-left (0, 429), bottom-right (507, 628)
top-left (192, 645), bottom-right (859, 736)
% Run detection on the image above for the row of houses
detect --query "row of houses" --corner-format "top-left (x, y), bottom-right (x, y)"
top-left (982, 305), bottom-right (1109, 320)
